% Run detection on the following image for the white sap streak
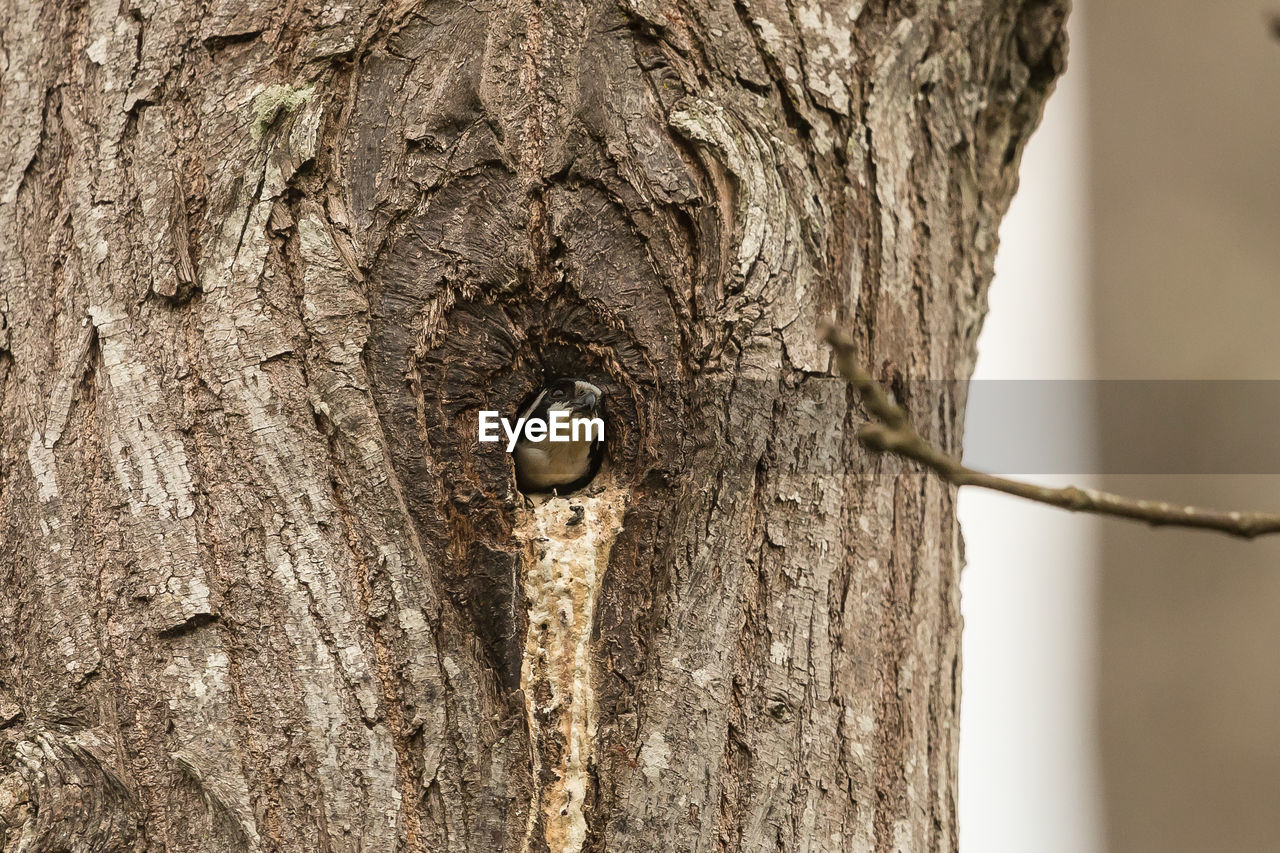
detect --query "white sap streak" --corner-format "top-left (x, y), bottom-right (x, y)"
top-left (516, 491), bottom-right (627, 853)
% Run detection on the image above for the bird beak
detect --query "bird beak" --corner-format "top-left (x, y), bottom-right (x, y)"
top-left (578, 392), bottom-right (598, 411)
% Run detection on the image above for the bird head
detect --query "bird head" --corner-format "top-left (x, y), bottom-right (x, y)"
top-left (527, 378), bottom-right (603, 420)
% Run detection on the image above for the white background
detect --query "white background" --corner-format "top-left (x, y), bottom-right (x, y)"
top-left (957, 9), bottom-right (1103, 852)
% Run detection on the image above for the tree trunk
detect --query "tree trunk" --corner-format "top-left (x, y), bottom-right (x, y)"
top-left (0, 1), bottom-right (1065, 851)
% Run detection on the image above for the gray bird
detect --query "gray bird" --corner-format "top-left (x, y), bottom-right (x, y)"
top-left (513, 379), bottom-right (605, 494)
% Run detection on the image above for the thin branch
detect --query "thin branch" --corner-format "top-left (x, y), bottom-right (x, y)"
top-left (822, 323), bottom-right (1280, 540)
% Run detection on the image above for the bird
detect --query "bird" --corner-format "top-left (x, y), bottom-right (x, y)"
top-left (513, 378), bottom-right (605, 494)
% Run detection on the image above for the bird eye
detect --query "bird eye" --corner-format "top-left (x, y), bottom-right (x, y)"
top-left (550, 388), bottom-right (566, 399)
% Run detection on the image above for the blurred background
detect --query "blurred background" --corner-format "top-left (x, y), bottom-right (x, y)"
top-left (958, 2), bottom-right (1280, 851)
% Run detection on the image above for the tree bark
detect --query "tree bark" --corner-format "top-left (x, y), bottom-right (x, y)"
top-left (0, 1), bottom-right (1065, 851)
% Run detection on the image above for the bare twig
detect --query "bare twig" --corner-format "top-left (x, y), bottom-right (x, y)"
top-left (823, 323), bottom-right (1280, 540)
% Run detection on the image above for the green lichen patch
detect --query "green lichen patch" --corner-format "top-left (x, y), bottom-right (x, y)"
top-left (251, 84), bottom-right (314, 140)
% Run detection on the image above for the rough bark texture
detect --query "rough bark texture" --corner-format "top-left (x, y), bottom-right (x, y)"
top-left (0, 1), bottom-right (1065, 851)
